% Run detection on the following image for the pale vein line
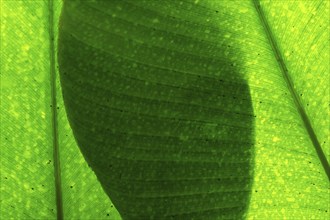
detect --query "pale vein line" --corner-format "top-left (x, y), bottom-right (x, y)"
top-left (48, 0), bottom-right (64, 219)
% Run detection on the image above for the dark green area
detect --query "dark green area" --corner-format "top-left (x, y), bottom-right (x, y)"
top-left (58, 0), bottom-right (255, 219)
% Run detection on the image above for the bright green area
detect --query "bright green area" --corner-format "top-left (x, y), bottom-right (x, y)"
top-left (1, 1), bottom-right (56, 218)
top-left (0, 0), bottom-right (329, 220)
top-left (260, 0), bottom-right (330, 164)
top-left (0, 1), bottom-right (120, 219)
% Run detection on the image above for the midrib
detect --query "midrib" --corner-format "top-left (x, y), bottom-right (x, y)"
top-left (253, 0), bottom-right (330, 181)
top-left (48, 0), bottom-right (64, 219)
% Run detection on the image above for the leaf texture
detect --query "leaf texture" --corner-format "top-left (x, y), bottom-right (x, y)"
top-left (58, 0), bottom-right (255, 219)
top-left (0, 1), bottom-right (120, 219)
top-left (1, 0), bottom-right (329, 219)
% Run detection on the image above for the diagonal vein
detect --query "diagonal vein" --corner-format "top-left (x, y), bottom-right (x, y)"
top-left (253, 0), bottom-right (330, 181)
top-left (48, 0), bottom-right (64, 219)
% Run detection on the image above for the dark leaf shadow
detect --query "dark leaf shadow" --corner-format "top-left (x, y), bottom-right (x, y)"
top-left (58, 0), bottom-right (255, 219)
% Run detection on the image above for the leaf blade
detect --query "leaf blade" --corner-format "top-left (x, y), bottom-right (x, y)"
top-left (1, 1), bottom-right (57, 218)
top-left (58, 0), bottom-right (256, 219)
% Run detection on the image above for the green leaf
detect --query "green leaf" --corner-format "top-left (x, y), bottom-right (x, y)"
top-left (58, 0), bottom-right (255, 219)
top-left (0, 1), bottom-right (120, 219)
top-left (1, 0), bottom-right (329, 219)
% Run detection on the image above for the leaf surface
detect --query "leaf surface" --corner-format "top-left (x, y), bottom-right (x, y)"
top-left (0, 1), bottom-right (120, 219)
top-left (58, 0), bottom-right (255, 219)
top-left (0, 0), bottom-right (329, 219)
